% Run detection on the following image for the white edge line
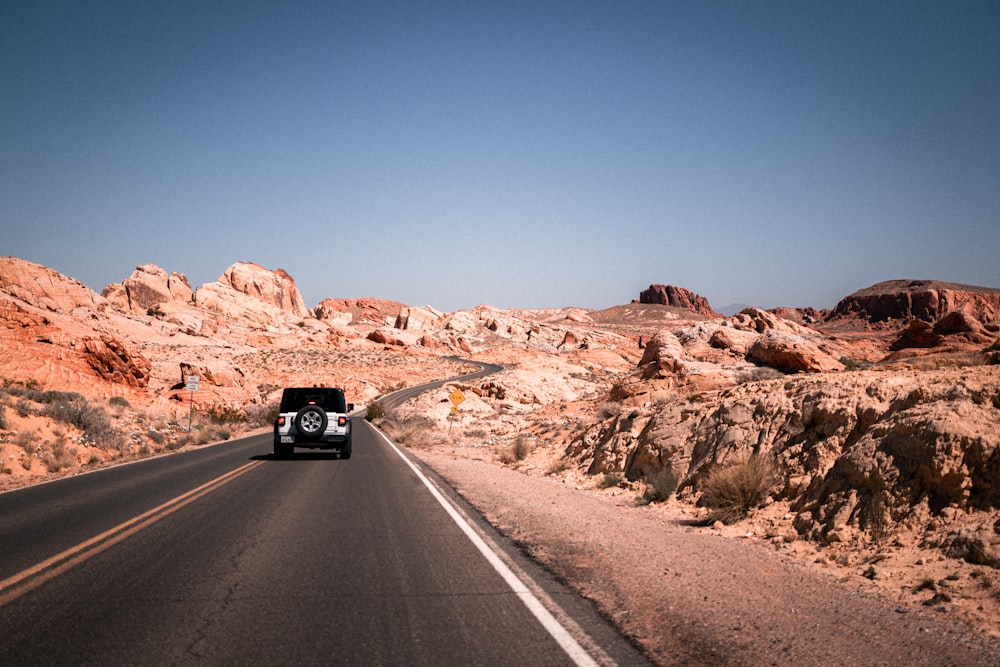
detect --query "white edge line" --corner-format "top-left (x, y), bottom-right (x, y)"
top-left (372, 425), bottom-right (600, 667)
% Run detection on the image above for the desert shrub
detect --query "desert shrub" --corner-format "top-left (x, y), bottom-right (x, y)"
top-left (700, 455), bottom-right (778, 523)
top-left (597, 402), bottom-right (622, 419)
top-left (40, 438), bottom-right (76, 473)
top-left (378, 414), bottom-right (436, 447)
top-left (108, 396), bottom-right (131, 409)
top-left (497, 436), bottom-right (533, 465)
top-left (512, 435), bottom-right (532, 460)
top-left (0, 404), bottom-right (7, 430)
top-left (643, 467), bottom-right (679, 503)
top-left (547, 458), bottom-right (571, 475)
top-left (246, 403), bottom-right (280, 427)
top-left (15, 400), bottom-right (32, 418)
top-left (203, 404), bottom-right (247, 425)
top-left (16, 429), bottom-right (38, 455)
top-left (40, 396), bottom-right (123, 450)
top-left (147, 429), bottom-right (166, 445)
top-left (366, 401), bottom-right (386, 422)
top-left (735, 367), bottom-right (785, 384)
top-left (599, 471), bottom-right (624, 489)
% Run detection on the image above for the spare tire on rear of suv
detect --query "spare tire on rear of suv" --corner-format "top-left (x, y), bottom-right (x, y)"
top-left (294, 405), bottom-right (327, 441)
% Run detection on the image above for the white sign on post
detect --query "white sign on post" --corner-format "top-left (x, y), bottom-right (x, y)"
top-left (186, 375), bottom-right (199, 431)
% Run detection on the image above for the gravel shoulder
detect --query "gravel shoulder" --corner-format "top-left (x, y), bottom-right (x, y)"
top-left (415, 446), bottom-right (1000, 666)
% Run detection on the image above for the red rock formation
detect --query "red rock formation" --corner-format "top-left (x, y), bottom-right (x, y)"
top-left (637, 284), bottom-right (716, 316)
top-left (81, 335), bottom-right (151, 388)
top-left (0, 256), bottom-right (104, 312)
top-left (315, 297), bottom-right (405, 325)
top-left (219, 262), bottom-right (308, 317)
top-left (101, 264), bottom-right (192, 314)
top-left (829, 280), bottom-right (1000, 325)
top-left (748, 331), bottom-right (845, 373)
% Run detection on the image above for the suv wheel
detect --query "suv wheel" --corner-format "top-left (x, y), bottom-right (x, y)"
top-left (294, 405), bottom-right (327, 441)
top-left (340, 439), bottom-right (352, 459)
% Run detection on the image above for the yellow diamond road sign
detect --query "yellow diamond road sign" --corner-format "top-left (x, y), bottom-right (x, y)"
top-left (449, 389), bottom-right (466, 406)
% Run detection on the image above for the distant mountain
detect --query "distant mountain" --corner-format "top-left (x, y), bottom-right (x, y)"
top-left (717, 303), bottom-right (750, 317)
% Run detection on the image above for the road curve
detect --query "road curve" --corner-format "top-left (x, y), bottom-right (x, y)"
top-left (376, 356), bottom-right (504, 412)
top-left (0, 363), bottom-right (649, 665)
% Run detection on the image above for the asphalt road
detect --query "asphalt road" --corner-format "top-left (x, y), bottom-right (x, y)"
top-left (0, 418), bottom-right (649, 665)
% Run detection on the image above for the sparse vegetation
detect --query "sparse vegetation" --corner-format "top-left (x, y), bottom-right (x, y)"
top-left (547, 458), bottom-right (571, 475)
top-left (203, 403), bottom-right (247, 425)
top-left (700, 455), bottom-right (778, 523)
top-left (642, 467), bottom-right (679, 503)
top-left (366, 401), bottom-right (386, 422)
top-left (39, 437), bottom-right (76, 473)
top-left (498, 436), bottom-right (533, 465)
top-left (598, 402), bottom-right (622, 419)
top-left (376, 412), bottom-right (436, 448)
top-left (108, 395), bottom-right (130, 409)
top-left (599, 471), bottom-right (624, 489)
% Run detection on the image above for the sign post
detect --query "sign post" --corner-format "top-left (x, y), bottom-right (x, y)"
top-left (447, 389), bottom-right (465, 435)
top-left (185, 375), bottom-right (200, 432)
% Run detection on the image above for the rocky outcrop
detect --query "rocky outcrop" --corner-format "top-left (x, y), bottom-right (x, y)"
top-left (218, 262), bottom-right (308, 317)
top-left (394, 306), bottom-right (441, 331)
top-left (748, 331), bottom-right (846, 373)
top-left (829, 280), bottom-right (1000, 325)
top-left (101, 264), bottom-right (192, 314)
top-left (315, 297), bottom-right (404, 326)
top-left (890, 310), bottom-right (996, 351)
top-left (81, 335), bottom-right (151, 388)
top-left (637, 284), bottom-right (715, 316)
top-left (570, 366), bottom-right (1000, 550)
top-left (194, 263), bottom-right (309, 329)
top-left (0, 256), bottom-right (104, 313)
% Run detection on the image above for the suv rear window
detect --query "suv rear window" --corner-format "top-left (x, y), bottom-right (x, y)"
top-left (280, 388), bottom-right (346, 413)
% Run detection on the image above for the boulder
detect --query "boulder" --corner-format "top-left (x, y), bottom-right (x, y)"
top-left (708, 326), bottom-right (759, 355)
top-left (748, 331), bottom-right (845, 373)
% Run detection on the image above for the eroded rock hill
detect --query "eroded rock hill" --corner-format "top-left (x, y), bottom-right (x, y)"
top-left (829, 279), bottom-right (1000, 327)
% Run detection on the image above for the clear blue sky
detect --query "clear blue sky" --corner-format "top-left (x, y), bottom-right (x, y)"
top-left (3, 1), bottom-right (998, 312)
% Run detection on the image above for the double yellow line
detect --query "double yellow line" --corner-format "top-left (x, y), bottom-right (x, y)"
top-left (0, 459), bottom-right (263, 606)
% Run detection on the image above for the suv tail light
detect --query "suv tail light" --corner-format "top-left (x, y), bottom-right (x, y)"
top-left (277, 416), bottom-right (286, 426)
top-left (338, 416), bottom-right (347, 427)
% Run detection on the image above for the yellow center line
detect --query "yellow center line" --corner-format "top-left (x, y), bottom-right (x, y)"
top-left (0, 459), bottom-right (264, 606)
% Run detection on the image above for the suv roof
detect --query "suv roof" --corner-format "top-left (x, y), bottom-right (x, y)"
top-left (279, 387), bottom-right (347, 413)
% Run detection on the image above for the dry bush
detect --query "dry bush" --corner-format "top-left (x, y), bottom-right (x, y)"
top-left (547, 458), bottom-right (571, 475)
top-left (700, 455), bottom-right (779, 523)
top-left (642, 467), bottom-right (679, 503)
top-left (40, 438), bottom-right (76, 473)
top-left (599, 471), bottom-right (624, 489)
top-left (378, 414), bottom-right (436, 448)
top-left (498, 436), bottom-right (533, 465)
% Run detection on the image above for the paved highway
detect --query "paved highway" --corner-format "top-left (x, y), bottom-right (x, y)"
top-left (0, 376), bottom-right (649, 665)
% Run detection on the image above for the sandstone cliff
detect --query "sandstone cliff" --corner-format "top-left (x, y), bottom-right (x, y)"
top-left (829, 279), bottom-right (1000, 326)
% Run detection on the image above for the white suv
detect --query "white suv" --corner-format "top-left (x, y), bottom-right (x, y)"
top-left (273, 387), bottom-right (353, 458)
